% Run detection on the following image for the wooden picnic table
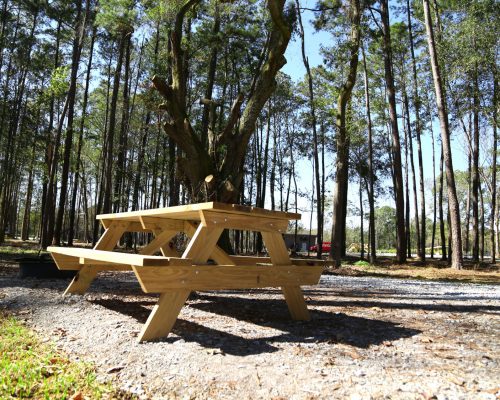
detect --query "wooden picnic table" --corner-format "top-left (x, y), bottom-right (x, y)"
top-left (48, 202), bottom-right (324, 342)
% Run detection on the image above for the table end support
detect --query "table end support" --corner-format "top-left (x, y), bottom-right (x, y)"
top-left (63, 266), bottom-right (98, 296)
top-left (281, 286), bottom-right (310, 321)
top-left (138, 289), bottom-right (191, 342)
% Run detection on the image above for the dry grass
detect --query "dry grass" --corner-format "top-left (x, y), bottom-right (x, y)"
top-left (330, 257), bottom-right (500, 284)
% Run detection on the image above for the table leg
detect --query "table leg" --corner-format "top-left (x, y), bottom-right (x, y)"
top-left (138, 289), bottom-right (191, 342)
top-left (281, 286), bottom-right (310, 321)
top-left (64, 221), bottom-right (129, 295)
top-left (63, 267), bottom-right (99, 296)
top-left (139, 229), bottom-right (178, 257)
top-left (183, 224), bottom-right (224, 263)
top-left (261, 231), bottom-right (311, 321)
top-left (185, 222), bottom-right (233, 265)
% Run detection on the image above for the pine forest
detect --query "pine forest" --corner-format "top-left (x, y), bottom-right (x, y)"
top-left (0, 0), bottom-right (498, 270)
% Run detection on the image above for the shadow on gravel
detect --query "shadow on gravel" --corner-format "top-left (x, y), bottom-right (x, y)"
top-left (91, 296), bottom-right (421, 356)
top-left (307, 298), bottom-right (500, 314)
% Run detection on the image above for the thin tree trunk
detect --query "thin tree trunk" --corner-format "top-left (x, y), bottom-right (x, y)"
top-left (113, 32), bottom-right (132, 213)
top-left (403, 87), bottom-right (421, 258)
top-left (53, 1), bottom-right (85, 245)
top-left (423, 0), bottom-right (463, 268)
top-left (381, 0), bottom-right (406, 263)
top-left (404, 115), bottom-right (411, 257)
top-left (430, 101), bottom-right (437, 258)
top-left (439, 150), bottom-right (447, 260)
top-left (491, 68), bottom-right (497, 263)
top-left (471, 66), bottom-right (480, 262)
top-left (68, 25), bottom-right (96, 246)
top-left (362, 45), bottom-right (376, 263)
top-left (296, 0), bottom-right (323, 259)
top-left (407, 0), bottom-right (426, 261)
top-left (360, 176), bottom-right (365, 260)
top-left (102, 31), bottom-right (127, 215)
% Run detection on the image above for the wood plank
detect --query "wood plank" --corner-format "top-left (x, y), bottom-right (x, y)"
top-left (63, 266), bottom-right (99, 296)
top-left (94, 220), bottom-right (130, 250)
top-left (51, 253), bottom-right (81, 270)
top-left (261, 232), bottom-right (291, 265)
top-left (200, 211), bottom-right (289, 232)
top-left (281, 286), bottom-right (311, 321)
top-left (96, 202), bottom-right (300, 222)
top-left (139, 216), bottom-right (185, 231)
top-left (132, 264), bottom-right (323, 292)
top-left (229, 255), bottom-right (325, 266)
top-left (137, 289), bottom-right (190, 342)
top-left (184, 221), bottom-right (234, 265)
top-left (182, 222), bottom-right (223, 264)
top-left (210, 246), bottom-right (235, 265)
top-left (48, 247), bottom-right (189, 267)
top-left (139, 229), bottom-right (178, 256)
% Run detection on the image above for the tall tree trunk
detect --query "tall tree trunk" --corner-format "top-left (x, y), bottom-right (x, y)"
top-left (423, 0), bottom-right (463, 269)
top-left (430, 104), bottom-right (437, 258)
top-left (491, 67), bottom-right (497, 264)
top-left (68, 25), bottom-right (96, 246)
top-left (102, 31), bottom-right (127, 214)
top-left (296, 0), bottom-right (323, 259)
top-left (438, 150), bottom-right (447, 260)
top-left (471, 66), bottom-right (480, 262)
top-left (53, 0), bottom-right (85, 245)
top-left (113, 32), bottom-right (132, 213)
top-left (380, 0), bottom-right (406, 263)
top-left (407, 0), bottom-right (426, 261)
top-left (403, 87), bottom-right (421, 258)
top-left (362, 45), bottom-right (376, 263)
top-left (359, 176), bottom-right (365, 259)
top-left (404, 115), bottom-right (411, 257)
top-left (324, 0), bottom-right (361, 266)
top-left (21, 141), bottom-right (37, 241)
top-left (465, 152), bottom-right (472, 256)
top-left (40, 17), bottom-right (62, 248)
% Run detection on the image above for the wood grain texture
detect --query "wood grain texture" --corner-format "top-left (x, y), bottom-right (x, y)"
top-left (200, 210), bottom-right (289, 232)
top-left (229, 255), bottom-right (326, 266)
top-left (261, 232), bottom-right (291, 265)
top-left (137, 289), bottom-right (191, 342)
top-left (93, 220), bottom-right (130, 250)
top-left (281, 286), bottom-right (311, 321)
top-left (48, 247), bottom-right (190, 267)
top-left (132, 264), bottom-right (323, 292)
top-left (96, 202), bottom-right (300, 222)
top-left (139, 229), bottom-right (178, 256)
top-left (182, 222), bottom-right (223, 264)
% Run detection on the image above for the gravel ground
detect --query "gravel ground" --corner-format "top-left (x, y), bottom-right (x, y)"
top-left (0, 263), bottom-right (499, 400)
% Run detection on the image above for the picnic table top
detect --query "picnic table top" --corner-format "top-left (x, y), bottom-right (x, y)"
top-left (96, 201), bottom-right (301, 222)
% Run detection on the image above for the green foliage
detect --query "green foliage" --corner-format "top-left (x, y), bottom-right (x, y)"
top-left (96, 0), bottom-right (137, 34)
top-left (44, 66), bottom-right (70, 99)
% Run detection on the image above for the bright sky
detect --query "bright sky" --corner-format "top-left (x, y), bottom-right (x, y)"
top-left (279, 8), bottom-right (469, 233)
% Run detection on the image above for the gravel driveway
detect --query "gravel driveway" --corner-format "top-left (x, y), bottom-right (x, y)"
top-left (1, 263), bottom-right (499, 400)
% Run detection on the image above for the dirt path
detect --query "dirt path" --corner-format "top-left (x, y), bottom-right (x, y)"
top-left (1, 263), bottom-right (499, 399)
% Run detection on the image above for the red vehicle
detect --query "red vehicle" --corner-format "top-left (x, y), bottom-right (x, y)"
top-left (309, 242), bottom-right (331, 253)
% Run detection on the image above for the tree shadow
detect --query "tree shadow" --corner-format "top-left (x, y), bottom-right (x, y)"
top-left (91, 295), bottom-right (420, 356)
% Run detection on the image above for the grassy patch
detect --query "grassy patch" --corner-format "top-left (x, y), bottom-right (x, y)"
top-left (354, 260), bottom-right (371, 267)
top-left (0, 313), bottom-right (123, 399)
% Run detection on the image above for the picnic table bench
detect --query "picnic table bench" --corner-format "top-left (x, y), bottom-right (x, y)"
top-left (48, 202), bottom-right (324, 342)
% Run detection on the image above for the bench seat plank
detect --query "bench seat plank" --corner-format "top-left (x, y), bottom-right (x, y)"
top-left (47, 247), bottom-right (192, 267)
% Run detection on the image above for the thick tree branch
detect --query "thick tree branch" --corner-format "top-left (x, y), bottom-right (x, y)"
top-left (220, 93), bottom-right (244, 142)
